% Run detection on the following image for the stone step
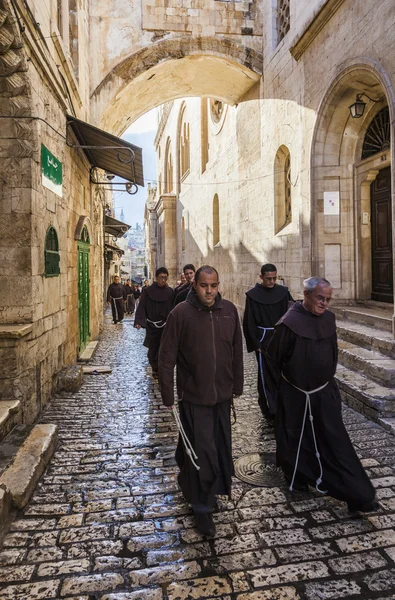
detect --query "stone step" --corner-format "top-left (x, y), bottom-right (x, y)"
top-left (0, 424), bottom-right (58, 509)
top-left (337, 339), bottom-right (395, 387)
top-left (332, 305), bottom-right (393, 332)
top-left (336, 364), bottom-right (395, 420)
top-left (0, 400), bottom-right (22, 443)
top-left (337, 321), bottom-right (395, 359)
top-left (78, 340), bottom-right (99, 362)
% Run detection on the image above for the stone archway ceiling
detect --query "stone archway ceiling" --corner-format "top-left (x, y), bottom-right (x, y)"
top-left (92, 37), bottom-right (262, 136)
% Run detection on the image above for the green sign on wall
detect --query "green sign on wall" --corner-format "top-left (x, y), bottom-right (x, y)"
top-left (41, 145), bottom-right (63, 198)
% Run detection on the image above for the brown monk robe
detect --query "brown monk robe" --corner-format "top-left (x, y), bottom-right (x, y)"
top-left (134, 267), bottom-right (174, 377)
top-left (107, 276), bottom-right (127, 324)
top-left (124, 280), bottom-right (135, 314)
top-left (267, 277), bottom-right (378, 513)
top-left (243, 263), bottom-right (293, 420)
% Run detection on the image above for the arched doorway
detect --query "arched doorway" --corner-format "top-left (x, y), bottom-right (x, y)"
top-left (78, 226), bottom-right (91, 352)
top-left (311, 60), bottom-right (395, 303)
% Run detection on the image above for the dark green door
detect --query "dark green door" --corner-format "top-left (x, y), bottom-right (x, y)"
top-left (78, 228), bottom-right (90, 352)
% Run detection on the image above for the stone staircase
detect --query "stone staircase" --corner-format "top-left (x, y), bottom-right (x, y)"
top-left (333, 302), bottom-right (395, 434)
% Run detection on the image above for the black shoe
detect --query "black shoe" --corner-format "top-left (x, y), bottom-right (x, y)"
top-left (194, 512), bottom-right (216, 537)
top-left (284, 475), bottom-right (309, 492)
top-left (348, 500), bottom-right (380, 514)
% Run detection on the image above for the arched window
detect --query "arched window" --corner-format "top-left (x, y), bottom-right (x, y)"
top-left (164, 138), bottom-right (173, 193)
top-left (362, 107), bottom-right (390, 160)
top-left (277, 0), bottom-right (290, 44)
top-left (181, 216), bottom-right (185, 252)
top-left (213, 194), bottom-right (220, 246)
top-left (80, 225), bottom-right (90, 244)
top-left (180, 107), bottom-right (190, 179)
top-left (45, 226), bottom-right (60, 277)
top-left (274, 146), bottom-right (292, 234)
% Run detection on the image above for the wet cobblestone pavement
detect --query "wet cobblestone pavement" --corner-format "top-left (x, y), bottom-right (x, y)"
top-left (2, 312), bottom-right (395, 599)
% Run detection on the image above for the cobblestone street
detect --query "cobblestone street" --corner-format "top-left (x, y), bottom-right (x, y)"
top-left (2, 312), bottom-right (395, 599)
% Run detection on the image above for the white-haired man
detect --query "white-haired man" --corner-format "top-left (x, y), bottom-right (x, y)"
top-left (267, 276), bottom-right (378, 513)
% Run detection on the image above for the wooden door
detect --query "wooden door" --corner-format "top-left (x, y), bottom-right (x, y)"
top-left (78, 242), bottom-right (90, 352)
top-left (371, 166), bottom-right (393, 302)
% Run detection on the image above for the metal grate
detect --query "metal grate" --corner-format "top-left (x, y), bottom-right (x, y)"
top-left (362, 107), bottom-right (390, 160)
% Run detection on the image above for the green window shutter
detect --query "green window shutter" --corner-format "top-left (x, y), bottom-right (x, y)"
top-left (45, 226), bottom-right (60, 277)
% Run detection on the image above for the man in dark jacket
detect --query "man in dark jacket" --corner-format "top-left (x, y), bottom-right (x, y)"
top-left (107, 275), bottom-right (127, 324)
top-left (134, 267), bottom-right (174, 378)
top-left (243, 263), bottom-right (293, 420)
top-left (159, 265), bottom-right (243, 537)
top-left (173, 263), bottom-right (195, 306)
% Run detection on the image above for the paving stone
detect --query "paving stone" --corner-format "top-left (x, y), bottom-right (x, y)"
top-left (247, 561), bottom-right (329, 587)
top-left (236, 589), bottom-right (301, 600)
top-left (258, 529), bottom-right (311, 547)
top-left (0, 579), bottom-right (60, 599)
top-left (309, 520), bottom-right (373, 540)
top-left (94, 556), bottom-right (143, 571)
top-left (328, 550), bottom-right (387, 574)
top-left (230, 571), bottom-right (250, 592)
top-left (59, 524), bottom-right (110, 544)
top-left (364, 568), bottom-right (395, 591)
top-left (126, 532), bottom-right (177, 552)
top-left (27, 547), bottom-right (64, 562)
top-left (203, 549), bottom-right (277, 573)
top-left (238, 488), bottom-right (287, 508)
top-left (214, 533), bottom-right (261, 555)
top-left (275, 542), bottom-right (337, 562)
top-left (336, 528), bottom-right (395, 552)
top-left (167, 575), bottom-right (232, 599)
top-left (60, 572), bottom-right (124, 596)
top-left (0, 549), bottom-right (26, 565)
top-left (0, 564), bottom-right (35, 583)
top-left (305, 579), bottom-right (361, 599)
top-left (37, 558), bottom-right (90, 577)
top-left (102, 590), bottom-right (163, 600)
top-left (10, 518), bottom-right (57, 531)
top-left (147, 543), bottom-right (211, 566)
top-left (129, 561), bottom-right (201, 586)
top-left (57, 514), bottom-right (84, 528)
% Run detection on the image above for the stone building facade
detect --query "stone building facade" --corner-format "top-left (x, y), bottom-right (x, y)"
top-left (148, 0), bottom-right (395, 316)
top-left (0, 0), bottom-right (134, 424)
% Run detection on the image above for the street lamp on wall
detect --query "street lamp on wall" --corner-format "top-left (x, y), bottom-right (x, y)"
top-left (349, 92), bottom-right (384, 118)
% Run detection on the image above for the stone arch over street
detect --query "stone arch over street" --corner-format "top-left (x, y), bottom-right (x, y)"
top-left (91, 36), bottom-right (262, 136)
top-left (311, 58), bottom-right (395, 302)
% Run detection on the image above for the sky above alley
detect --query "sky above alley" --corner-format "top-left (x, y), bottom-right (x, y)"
top-left (112, 108), bottom-right (158, 228)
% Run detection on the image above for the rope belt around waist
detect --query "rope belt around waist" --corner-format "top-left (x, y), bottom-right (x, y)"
top-left (126, 294), bottom-right (134, 298)
top-left (147, 318), bottom-right (166, 329)
top-left (110, 296), bottom-right (124, 321)
top-left (282, 373), bottom-right (329, 494)
top-left (257, 326), bottom-right (274, 343)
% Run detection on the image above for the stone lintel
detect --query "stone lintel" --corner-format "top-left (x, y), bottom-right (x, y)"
top-left (0, 324), bottom-right (33, 339)
top-left (290, 0), bottom-right (347, 61)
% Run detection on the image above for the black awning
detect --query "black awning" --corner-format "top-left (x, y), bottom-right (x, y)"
top-left (104, 215), bottom-right (131, 238)
top-left (104, 242), bottom-right (124, 255)
top-left (66, 115), bottom-right (144, 187)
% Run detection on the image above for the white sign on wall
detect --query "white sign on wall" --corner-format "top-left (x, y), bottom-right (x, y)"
top-left (324, 191), bottom-right (340, 215)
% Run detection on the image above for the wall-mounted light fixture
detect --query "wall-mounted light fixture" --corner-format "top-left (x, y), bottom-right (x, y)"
top-left (349, 92), bottom-right (384, 118)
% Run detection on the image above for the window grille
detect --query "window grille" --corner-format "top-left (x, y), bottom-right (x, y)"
top-left (277, 0), bottom-right (290, 43)
top-left (362, 107), bottom-right (390, 160)
top-left (45, 226), bottom-right (60, 277)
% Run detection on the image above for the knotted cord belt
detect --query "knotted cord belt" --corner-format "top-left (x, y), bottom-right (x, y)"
top-left (257, 327), bottom-right (274, 410)
top-left (172, 406), bottom-right (200, 470)
top-left (281, 373), bottom-right (329, 494)
top-left (147, 318), bottom-right (166, 329)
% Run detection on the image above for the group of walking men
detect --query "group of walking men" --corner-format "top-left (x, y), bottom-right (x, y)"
top-left (106, 276), bottom-right (141, 324)
top-left (133, 262), bottom-right (379, 537)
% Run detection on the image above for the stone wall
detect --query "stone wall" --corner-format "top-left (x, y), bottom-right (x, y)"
top-left (151, 0), bottom-right (395, 310)
top-left (0, 0), bottom-right (105, 423)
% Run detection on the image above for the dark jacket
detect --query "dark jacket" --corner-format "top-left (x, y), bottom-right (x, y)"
top-left (173, 282), bottom-right (192, 307)
top-left (134, 283), bottom-right (174, 329)
top-left (158, 290), bottom-right (244, 407)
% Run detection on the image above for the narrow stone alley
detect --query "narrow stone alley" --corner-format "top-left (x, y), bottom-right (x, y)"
top-left (1, 312), bottom-right (395, 600)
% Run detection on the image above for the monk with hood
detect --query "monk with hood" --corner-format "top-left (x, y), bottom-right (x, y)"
top-left (267, 276), bottom-right (378, 513)
top-left (134, 267), bottom-right (174, 378)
